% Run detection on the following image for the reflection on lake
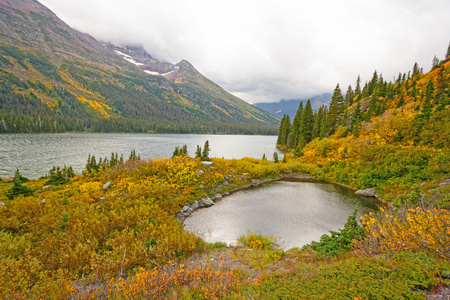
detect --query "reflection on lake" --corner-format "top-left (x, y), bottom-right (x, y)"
top-left (184, 180), bottom-right (378, 249)
top-left (0, 133), bottom-right (281, 178)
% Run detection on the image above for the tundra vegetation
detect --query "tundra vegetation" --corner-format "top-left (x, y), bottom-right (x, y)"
top-left (1, 56), bottom-right (450, 299)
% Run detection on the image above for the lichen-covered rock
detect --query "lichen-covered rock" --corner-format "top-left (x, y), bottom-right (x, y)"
top-left (211, 193), bottom-right (222, 201)
top-left (198, 196), bottom-right (214, 207)
top-left (355, 187), bottom-right (376, 197)
top-left (201, 161), bottom-right (214, 167)
top-left (103, 182), bottom-right (113, 191)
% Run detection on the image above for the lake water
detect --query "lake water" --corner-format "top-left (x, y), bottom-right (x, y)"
top-left (0, 133), bottom-right (281, 179)
top-left (184, 180), bottom-right (378, 249)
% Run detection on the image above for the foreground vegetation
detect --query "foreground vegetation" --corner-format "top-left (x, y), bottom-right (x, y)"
top-left (1, 149), bottom-right (449, 299)
top-left (1, 49), bottom-right (449, 298)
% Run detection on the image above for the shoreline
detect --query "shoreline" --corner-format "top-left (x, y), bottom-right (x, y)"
top-left (178, 172), bottom-right (391, 223)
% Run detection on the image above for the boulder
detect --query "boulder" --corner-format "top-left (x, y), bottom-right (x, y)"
top-left (191, 200), bottom-right (199, 210)
top-left (355, 187), bottom-right (376, 197)
top-left (103, 182), bottom-right (113, 191)
top-left (181, 205), bottom-right (191, 213)
top-left (0, 202), bottom-right (5, 208)
top-left (198, 196), bottom-right (214, 207)
top-left (197, 169), bottom-right (204, 175)
top-left (223, 180), bottom-right (230, 186)
top-left (201, 161), bottom-right (214, 167)
top-left (211, 193), bottom-right (222, 201)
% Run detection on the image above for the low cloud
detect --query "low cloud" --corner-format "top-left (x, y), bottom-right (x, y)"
top-left (39, 0), bottom-right (450, 103)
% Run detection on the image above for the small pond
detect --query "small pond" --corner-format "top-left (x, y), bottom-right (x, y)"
top-left (183, 180), bottom-right (378, 249)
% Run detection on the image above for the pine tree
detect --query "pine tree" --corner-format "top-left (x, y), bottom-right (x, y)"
top-left (202, 140), bottom-right (210, 160)
top-left (355, 75), bottom-right (361, 96)
top-left (412, 62), bottom-right (421, 77)
top-left (368, 70), bottom-right (378, 95)
top-left (432, 55), bottom-right (440, 70)
top-left (312, 105), bottom-right (325, 139)
top-left (6, 169), bottom-right (33, 200)
top-left (195, 145), bottom-right (202, 159)
top-left (276, 115), bottom-right (286, 145)
top-left (297, 99), bottom-right (314, 150)
top-left (327, 84), bottom-right (345, 135)
top-left (345, 85), bottom-right (354, 106)
top-left (288, 102), bottom-right (303, 148)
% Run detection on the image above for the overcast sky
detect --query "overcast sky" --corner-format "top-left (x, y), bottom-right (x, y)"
top-left (38, 0), bottom-right (450, 104)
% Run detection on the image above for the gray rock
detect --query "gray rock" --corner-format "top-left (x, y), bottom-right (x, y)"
top-left (221, 192), bottom-right (230, 196)
top-left (199, 184), bottom-right (205, 189)
top-left (191, 201), bottom-right (199, 210)
top-left (181, 205), bottom-right (191, 213)
top-left (439, 179), bottom-right (450, 187)
top-left (223, 180), bottom-right (230, 186)
top-left (201, 161), bottom-right (214, 167)
top-left (0, 202), bottom-right (5, 208)
top-left (198, 196), bottom-right (214, 207)
top-left (103, 182), bottom-right (113, 191)
top-left (211, 193), bottom-right (222, 201)
top-left (197, 169), bottom-right (204, 175)
top-left (355, 187), bottom-right (376, 197)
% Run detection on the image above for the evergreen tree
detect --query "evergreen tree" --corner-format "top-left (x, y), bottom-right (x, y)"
top-left (432, 55), bottom-right (440, 70)
top-left (368, 70), bottom-right (378, 95)
top-left (327, 84), bottom-right (345, 135)
top-left (195, 145), bottom-right (202, 159)
top-left (273, 152), bottom-right (279, 163)
top-left (288, 102), bottom-right (303, 148)
top-left (6, 169), bottom-right (33, 200)
top-left (276, 115), bottom-right (286, 145)
top-left (354, 75), bottom-right (361, 96)
top-left (202, 140), bottom-right (210, 160)
top-left (412, 62), bottom-right (421, 77)
top-left (345, 85), bottom-right (354, 106)
top-left (278, 114), bottom-right (291, 146)
top-left (297, 99), bottom-right (314, 150)
top-left (312, 105), bottom-right (325, 139)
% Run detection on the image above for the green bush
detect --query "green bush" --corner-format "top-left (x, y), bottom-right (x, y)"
top-left (6, 170), bottom-right (33, 200)
top-left (301, 207), bottom-right (365, 258)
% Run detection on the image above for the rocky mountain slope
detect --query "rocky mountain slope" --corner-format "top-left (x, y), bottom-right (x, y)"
top-left (0, 0), bottom-right (279, 134)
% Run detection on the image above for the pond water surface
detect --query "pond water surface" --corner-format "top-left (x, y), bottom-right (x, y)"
top-left (184, 180), bottom-right (378, 249)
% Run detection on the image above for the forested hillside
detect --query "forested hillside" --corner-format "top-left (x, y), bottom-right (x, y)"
top-left (277, 48), bottom-right (450, 203)
top-left (0, 0), bottom-right (279, 134)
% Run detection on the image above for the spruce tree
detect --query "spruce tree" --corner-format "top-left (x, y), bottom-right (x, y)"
top-left (327, 84), bottom-right (345, 135)
top-left (297, 99), bottom-right (314, 150)
top-left (312, 106), bottom-right (324, 139)
top-left (276, 115), bottom-right (286, 145)
top-left (202, 140), bottom-right (210, 160)
top-left (432, 55), bottom-right (440, 70)
top-left (345, 85), bottom-right (354, 106)
top-left (6, 169), bottom-right (33, 200)
top-left (288, 102), bottom-right (303, 148)
top-left (368, 70), bottom-right (378, 95)
top-left (195, 145), bottom-right (202, 159)
top-left (355, 75), bottom-right (361, 96)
